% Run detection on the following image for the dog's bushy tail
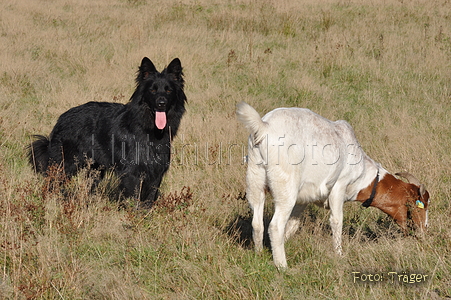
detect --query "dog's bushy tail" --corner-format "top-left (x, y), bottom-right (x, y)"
top-left (236, 102), bottom-right (267, 145)
top-left (28, 135), bottom-right (50, 174)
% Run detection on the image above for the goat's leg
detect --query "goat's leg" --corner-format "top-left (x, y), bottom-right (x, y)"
top-left (246, 164), bottom-right (267, 252)
top-left (284, 203), bottom-right (307, 241)
top-left (268, 184), bottom-right (297, 269)
top-left (328, 186), bottom-right (345, 255)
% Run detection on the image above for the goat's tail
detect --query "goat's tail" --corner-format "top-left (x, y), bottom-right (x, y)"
top-left (28, 135), bottom-right (50, 174)
top-left (236, 102), bottom-right (267, 144)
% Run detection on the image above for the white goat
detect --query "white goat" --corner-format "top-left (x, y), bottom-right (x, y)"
top-left (236, 102), bottom-right (429, 268)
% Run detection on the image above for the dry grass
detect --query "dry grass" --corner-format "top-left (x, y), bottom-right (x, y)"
top-left (1, 0), bottom-right (451, 298)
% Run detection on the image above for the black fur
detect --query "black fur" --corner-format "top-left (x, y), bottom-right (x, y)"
top-left (28, 57), bottom-right (187, 206)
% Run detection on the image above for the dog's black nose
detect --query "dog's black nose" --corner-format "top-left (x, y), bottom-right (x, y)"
top-left (156, 98), bottom-right (167, 110)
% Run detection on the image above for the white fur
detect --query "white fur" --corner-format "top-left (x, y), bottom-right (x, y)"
top-left (236, 102), bottom-right (386, 268)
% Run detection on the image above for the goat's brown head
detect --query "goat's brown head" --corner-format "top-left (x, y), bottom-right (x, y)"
top-left (395, 172), bottom-right (430, 232)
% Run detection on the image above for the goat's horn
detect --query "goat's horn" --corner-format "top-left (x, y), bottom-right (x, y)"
top-left (395, 172), bottom-right (421, 185)
top-left (395, 172), bottom-right (426, 196)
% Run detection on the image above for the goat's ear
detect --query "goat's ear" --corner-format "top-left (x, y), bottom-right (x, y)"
top-left (419, 184), bottom-right (426, 197)
top-left (166, 58), bottom-right (183, 81)
top-left (137, 57), bottom-right (157, 82)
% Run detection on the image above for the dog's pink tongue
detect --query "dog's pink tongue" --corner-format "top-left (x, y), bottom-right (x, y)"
top-left (155, 111), bottom-right (167, 129)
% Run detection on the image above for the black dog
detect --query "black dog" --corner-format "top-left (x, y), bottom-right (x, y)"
top-left (28, 57), bottom-right (187, 206)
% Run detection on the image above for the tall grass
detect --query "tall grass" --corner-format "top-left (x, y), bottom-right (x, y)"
top-left (0, 0), bottom-right (450, 298)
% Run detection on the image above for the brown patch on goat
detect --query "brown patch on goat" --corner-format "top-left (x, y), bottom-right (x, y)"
top-left (356, 173), bottom-right (429, 234)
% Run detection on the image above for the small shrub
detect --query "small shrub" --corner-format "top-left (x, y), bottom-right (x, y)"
top-left (154, 186), bottom-right (193, 213)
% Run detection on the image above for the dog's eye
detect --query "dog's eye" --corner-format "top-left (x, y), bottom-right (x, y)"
top-left (150, 89), bottom-right (157, 93)
top-left (166, 90), bottom-right (171, 94)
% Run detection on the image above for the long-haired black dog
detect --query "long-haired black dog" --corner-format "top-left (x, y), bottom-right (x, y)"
top-left (28, 57), bottom-right (186, 207)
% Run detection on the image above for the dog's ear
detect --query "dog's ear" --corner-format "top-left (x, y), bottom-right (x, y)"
top-left (137, 57), bottom-right (157, 82)
top-left (166, 58), bottom-right (183, 82)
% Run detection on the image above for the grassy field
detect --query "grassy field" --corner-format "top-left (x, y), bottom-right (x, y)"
top-left (1, 0), bottom-right (450, 298)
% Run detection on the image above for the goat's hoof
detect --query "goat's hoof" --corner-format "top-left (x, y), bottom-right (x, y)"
top-left (275, 263), bottom-right (288, 271)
